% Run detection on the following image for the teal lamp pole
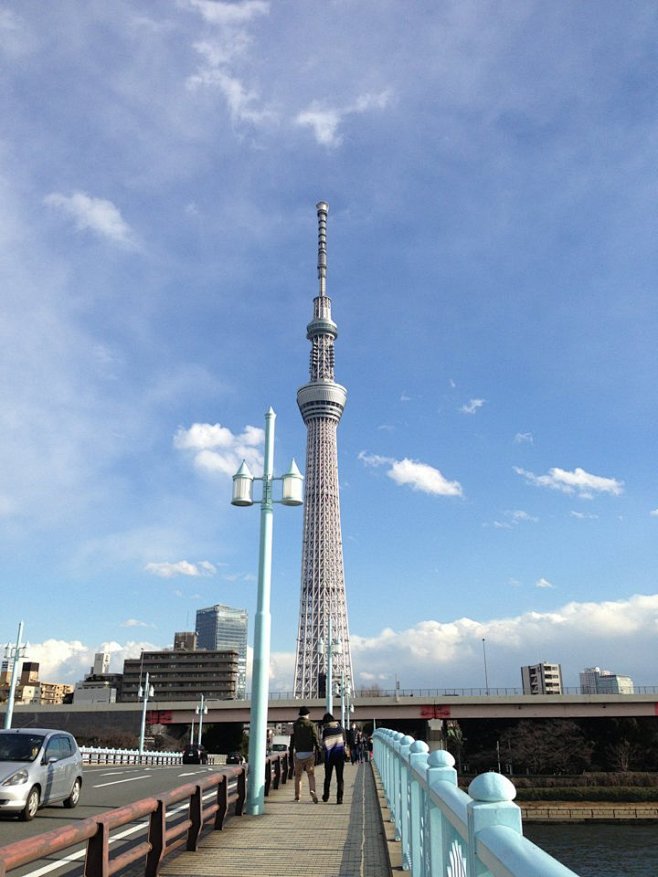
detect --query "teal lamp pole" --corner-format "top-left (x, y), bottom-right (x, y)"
top-left (196, 693), bottom-right (207, 746)
top-left (318, 618), bottom-right (341, 716)
top-left (3, 621), bottom-right (27, 730)
top-left (138, 672), bottom-right (154, 757)
top-left (232, 407), bottom-right (303, 815)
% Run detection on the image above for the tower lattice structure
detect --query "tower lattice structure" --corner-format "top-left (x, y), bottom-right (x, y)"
top-left (293, 201), bottom-right (353, 700)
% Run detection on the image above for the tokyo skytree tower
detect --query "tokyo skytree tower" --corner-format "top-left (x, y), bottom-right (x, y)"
top-left (293, 202), bottom-right (353, 699)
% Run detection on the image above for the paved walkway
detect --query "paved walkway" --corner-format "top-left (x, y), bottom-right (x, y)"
top-left (160, 761), bottom-right (393, 877)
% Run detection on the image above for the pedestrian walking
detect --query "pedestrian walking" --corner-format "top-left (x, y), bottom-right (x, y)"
top-left (321, 711), bottom-right (347, 804)
top-left (289, 706), bottom-right (320, 803)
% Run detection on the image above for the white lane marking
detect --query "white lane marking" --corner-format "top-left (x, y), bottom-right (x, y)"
top-left (93, 774), bottom-right (151, 788)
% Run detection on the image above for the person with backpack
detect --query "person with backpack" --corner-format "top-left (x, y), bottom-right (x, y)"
top-left (289, 706), bottom-right (321, 803)
top-left (321, 712), bottom-right (347, 804)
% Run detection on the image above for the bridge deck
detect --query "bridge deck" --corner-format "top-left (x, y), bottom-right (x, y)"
top-left (160, 761), bottom-right (393, 877)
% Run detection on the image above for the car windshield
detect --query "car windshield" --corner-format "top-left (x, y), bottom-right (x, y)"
top-left (0, 733), bottom-right (45, 762)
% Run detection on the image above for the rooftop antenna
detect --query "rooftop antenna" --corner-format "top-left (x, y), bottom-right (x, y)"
top-left (316, 201), bottom-right (328, 296)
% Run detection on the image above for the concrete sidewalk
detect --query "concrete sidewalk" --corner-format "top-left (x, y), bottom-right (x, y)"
top-left (160, 761), bottom-right (393, 877)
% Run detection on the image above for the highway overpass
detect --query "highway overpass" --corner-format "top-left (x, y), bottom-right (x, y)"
top-left (3, 691), bottom-right (657, 740)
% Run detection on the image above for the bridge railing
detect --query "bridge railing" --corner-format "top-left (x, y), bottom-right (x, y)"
top-left (372, 728), bottom-right (580, 877)
top-left (0, 753), bottom-right (293, 877)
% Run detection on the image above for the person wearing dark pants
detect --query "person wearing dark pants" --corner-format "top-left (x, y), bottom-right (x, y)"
top-left (321, 712), bottom-right (347, 804)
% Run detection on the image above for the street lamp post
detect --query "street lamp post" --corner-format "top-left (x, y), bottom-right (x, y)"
top-left (231, 407), bottom-right (303, 816)
top-left (318, 618), bottom-right (342, 716)
top-left (196, 694), bottom-right (208, 746)
top-left (3, 621), bottom-right (27, 730)
top-left (482, 638), bottom-right (490, 695)
top-left (138, 672), bottom-right (154, 757)
top-left (334, 675), bottom-right (352, 732)
top-left (338, 673), bottom-right (345, 729)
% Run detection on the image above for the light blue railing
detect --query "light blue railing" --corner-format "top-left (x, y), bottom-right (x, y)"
top-left (373, 728), bottom-right (579, 877)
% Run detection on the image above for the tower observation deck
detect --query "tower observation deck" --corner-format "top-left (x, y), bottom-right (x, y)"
top-left (293, 202), bottom-right (353, 699)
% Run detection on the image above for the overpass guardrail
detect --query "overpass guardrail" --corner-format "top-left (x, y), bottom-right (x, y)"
top-left (264, 685), bottom-right (658, 698)
top-left (79, 747), bottom-right (223, 766)
top-left (373, 727), bottom-right (580, 877)
top-left (0, 753), bottom-right (293, 877)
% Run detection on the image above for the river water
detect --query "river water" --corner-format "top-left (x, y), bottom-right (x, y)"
top-left (524, 823), bottom-right (658, 876)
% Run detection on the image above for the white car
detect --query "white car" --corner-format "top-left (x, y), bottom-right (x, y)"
top-left (0, 728), bottom-right (83, 821)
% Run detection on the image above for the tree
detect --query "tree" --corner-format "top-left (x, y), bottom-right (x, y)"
top-left (500, 720), bottom-right (593, 775)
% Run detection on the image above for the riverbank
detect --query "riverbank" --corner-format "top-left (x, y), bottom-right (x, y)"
top-left (521, 801), bottom-right (658, 823)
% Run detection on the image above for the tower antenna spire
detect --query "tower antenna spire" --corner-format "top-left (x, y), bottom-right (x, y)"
top-left (294, 202), bottom-right (352, 700)
top-left (316, 201), bottom-right (328, 296)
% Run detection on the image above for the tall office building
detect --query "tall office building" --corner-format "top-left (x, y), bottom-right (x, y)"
top-left (293, 202), bottom-right (353, 698)
top-left (196, 604), bottom-right (248, 698)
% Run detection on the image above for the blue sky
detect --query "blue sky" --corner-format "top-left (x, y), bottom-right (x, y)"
top-left (1, 1), bottom-right (657, 693)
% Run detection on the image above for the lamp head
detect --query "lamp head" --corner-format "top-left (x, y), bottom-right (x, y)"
top-left (231, 460), bottom-right (254, 506)
top-left (281, 458), bottom-right (304, 506)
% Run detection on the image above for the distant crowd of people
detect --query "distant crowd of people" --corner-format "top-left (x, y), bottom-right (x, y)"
top-left (289, 707), bottom-right (373, 805)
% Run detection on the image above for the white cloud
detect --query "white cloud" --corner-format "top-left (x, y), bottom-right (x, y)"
top-left (174, 422), bottom-right (263, 477)
top-left (514, 466), bottom-right (624, 498)
top-left (570, 510), bottom-right (598, 520)
top-left (295, 90), bottom-right (391, 148)
top-left (514, 432), bottom-right (534, 444)
top-left (186, 0), bottom-right (269, 26)
top-left (185, 1), bottom-right (274, 126)
top-left (187, 68), bottom-right (275, 124)
top-left (144, 560), bottom-right (217, 578)
top-left (460, 398), bottom-right (485, 415)
top-left (535, 577), bottom-right (554, 589)
top-left (27, 638), bottom-right (159, 682)
top-left (512, 510), bottom-right (537, 522)
top-left (650, 509), bottom-right (658, 517)
top-left (490, 509), bottom-right (538, 528)
top-left (44, 192), bottom-right (137, 248)
top-left (24, 595), bottom-right (658, 690)
top-left (345, 594), bottom-right (658, 690)
top-left (358, 451), bottom-right (462, 497)
top-left (121, 618), bottom-right (153, 628)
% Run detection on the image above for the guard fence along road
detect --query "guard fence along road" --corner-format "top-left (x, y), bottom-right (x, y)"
top-left (0, 753), bottom-right (293, 877)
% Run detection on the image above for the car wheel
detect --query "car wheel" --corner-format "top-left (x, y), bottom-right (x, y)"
top-left (63, 778), bottom-right (81, 808)
top-left (19, 786), bottom-right (40, 822)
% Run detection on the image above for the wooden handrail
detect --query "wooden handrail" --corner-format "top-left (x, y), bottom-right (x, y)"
top-left (0, 752), bottom-right (293, 877)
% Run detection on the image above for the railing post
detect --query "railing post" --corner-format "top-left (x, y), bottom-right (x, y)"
top-left (390, 731), bottom-right (404, 837)
top-left (235, 767), bottom-right (246, 816)
top-left (84, 820), bottom-right (110, 877)
top-left (145, 800), bottom-right (166, 877)
top-left (187, 785), bottom-right (203, 851)
top-left (264, 758), bottom-right (271, 797)
top-left (466, 772), bottom-right (521, 877)
top-left (409, 741), bottom-right (429, 877)
top-left (425, 749), bottom-right (458, 877)
top-left (397, 734), bottom-right (415, 870)
top-left (215, 775), bottom-right (228, 830)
